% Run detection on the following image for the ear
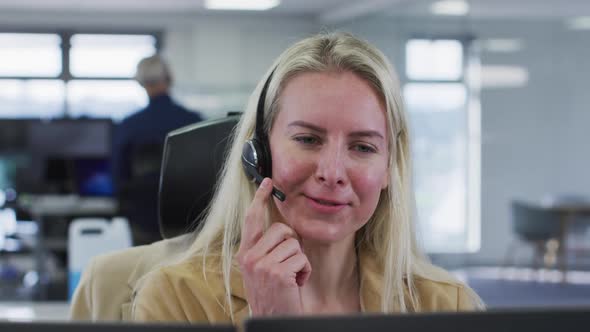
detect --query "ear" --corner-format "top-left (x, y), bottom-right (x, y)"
top-left (381, 166), bottom-right (390, 190)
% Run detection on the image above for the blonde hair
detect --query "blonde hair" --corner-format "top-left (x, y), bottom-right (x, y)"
top-left (186, 32), bottom-right (481, 318)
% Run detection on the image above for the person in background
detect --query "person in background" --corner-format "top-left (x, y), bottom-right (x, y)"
top-left (112, 54), bottom-right (203, 245)
top-left (132, 32), bottom-right (484, 324)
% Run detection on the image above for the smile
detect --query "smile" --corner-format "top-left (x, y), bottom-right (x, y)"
top-left (315, 198), bottom-right (341, 206)
top-left (304, 195), bottom-right (349, 213)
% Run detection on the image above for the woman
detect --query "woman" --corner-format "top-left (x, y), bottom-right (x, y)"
top-left (132, 32), bottom-right (483, 324)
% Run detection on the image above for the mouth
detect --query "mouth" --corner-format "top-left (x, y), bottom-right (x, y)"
top-left (305, 195), bottom-right (350, 207)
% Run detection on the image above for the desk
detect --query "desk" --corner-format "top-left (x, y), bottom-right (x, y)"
top-left (18, 195), bottom-right (118, 300)
top-left (0, 301), bottom-right (70, 321)
top-left (542, 202), bottom-right (590, 282)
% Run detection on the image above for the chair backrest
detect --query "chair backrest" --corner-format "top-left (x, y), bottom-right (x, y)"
top-left (158, 116), bottom-right (240, 239)
top-left (511, 200), bottom-right (562, 241)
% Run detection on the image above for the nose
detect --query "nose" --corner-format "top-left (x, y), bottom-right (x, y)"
top-left (314, 142), bottom-right (348, 188)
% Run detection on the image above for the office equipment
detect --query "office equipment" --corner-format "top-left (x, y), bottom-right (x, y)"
top-left (159, 115), bottom-right (239, 238)
top-left (245, 308), bottom-right (590, 332)
top-left (32, 119), bottom-right (114, 196)
top-left (0, 119), bottom-right (116, 300)
top-left (22, 194), bottom-right (118, 300)
top-left (72, 157), bottom-right (113, 197)
top-left (28, 119), bottom-right (112, 158)
top-left (0, 155), bottom-right (30, 190)
top-left (0, 119), bottom-right (32, 191)
top-left (0, 118), bottom-right (114, 196)
top-left (67, 217), bottom-right (132, 298)
top-left (0, 119), bottom-right (29, 152)
top-left (0, 321), bottom-right (234, 332)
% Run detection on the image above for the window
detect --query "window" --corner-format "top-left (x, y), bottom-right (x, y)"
top-left (406, 39), bottom-right (463, 81)
top-left (67, 80), bottom-right (145, 121)
top-left (404, 38), bottom-right (480, 253)
top-left (70, 34), bottom-right (156, 78)
top-left (0, 80), bottom-right (65, 118)
top-left (0, 33), bottom-right (62, 77)
top-left (67, 34), bottom-right (156, 120)
top-left (0, 33), bottom-right (64, 118)
top-left (0, 32), bottom-right (158, 120)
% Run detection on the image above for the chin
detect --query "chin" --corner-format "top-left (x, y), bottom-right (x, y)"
top-left (291, 218), bottom-right (355, 245)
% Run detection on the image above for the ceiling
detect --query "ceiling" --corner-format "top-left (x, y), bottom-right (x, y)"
top-left (0, 0), bottom-right (588, 23)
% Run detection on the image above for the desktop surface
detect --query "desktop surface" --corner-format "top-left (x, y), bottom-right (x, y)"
top-left (245, 308), bottom-right (590, 332)
top-left (0, 321), bottom-right (234, 332)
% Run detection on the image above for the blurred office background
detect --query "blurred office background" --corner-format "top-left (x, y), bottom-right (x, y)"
top-left (0, 0), bottom-right (589, 321)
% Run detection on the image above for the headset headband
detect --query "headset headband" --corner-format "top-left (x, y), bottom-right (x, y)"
top-left (255, 69), bottom-right (275, 142)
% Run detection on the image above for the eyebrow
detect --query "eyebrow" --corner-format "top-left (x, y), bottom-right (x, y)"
top-left (287, 120), bottom-right (385, 140)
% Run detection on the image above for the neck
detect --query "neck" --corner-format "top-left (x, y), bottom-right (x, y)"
top-left (300, 236), bottom-right (360, 309)
top-left (145, 83), bottom-right (169, 98)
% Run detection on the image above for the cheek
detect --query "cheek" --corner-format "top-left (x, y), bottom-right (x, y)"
top-left (351, 167), bottom-right (388, 205)
top-left (271, 149), bottom-right (313, 190)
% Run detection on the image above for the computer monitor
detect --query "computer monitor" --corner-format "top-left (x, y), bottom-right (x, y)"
top-left (245, 308), bottom-right (590, 332)
top-left (0, 119), bottom-right (29, 151)
top-left (0, 120), bottom-right (33, 191)
top-left (0, 321), bottom-right (234, 332)
top-left (24, 118), bottom-right (114, 195)
top-left (73, 157), bottom-right (114, 196)
top-left (0, 154), bottom-right (31, 190)
top-left (28, 118), bottom-right (112, 158)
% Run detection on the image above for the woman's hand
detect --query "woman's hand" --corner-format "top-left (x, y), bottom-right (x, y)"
top-left (236, 178), bottom-right (312, 316)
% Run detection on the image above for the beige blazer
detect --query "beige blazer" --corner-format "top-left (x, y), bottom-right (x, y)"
top-left (132, 249), bottom-right (480, 324)
top-left (69, 233), bottom-right (194, 321)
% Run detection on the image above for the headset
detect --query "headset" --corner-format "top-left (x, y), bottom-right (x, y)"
top-left (241, 69), bottom-right (286, 202)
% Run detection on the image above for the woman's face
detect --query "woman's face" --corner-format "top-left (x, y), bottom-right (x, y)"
top-left (269, 71), bottom-right (390, 245)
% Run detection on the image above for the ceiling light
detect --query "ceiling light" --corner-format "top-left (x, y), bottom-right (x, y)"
top-left (430, 0), bottom-right (469, 16)
top-left (204, 0), bottom-right (280, 11)
top-left (481, 39), bottom-right (523, 53)
top-left (566, 16), bottom-right (590, 30)
top-left (479, 65), bottom-right (529, 89)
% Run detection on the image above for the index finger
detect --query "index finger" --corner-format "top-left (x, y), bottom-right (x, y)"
top-left (240, 177), bottom-right (273, 250)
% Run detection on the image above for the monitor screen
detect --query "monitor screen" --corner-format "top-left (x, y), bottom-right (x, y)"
top-left (28, 119), bottom-right (112, 157)
top-left (0, 154), bottom-right (31, 190)
top-left (73, 157), bottom-right (113, 197)
top-left (0, 120), bottom-right (28, 151)
top-left (0, 118), bottom-right (114, 195)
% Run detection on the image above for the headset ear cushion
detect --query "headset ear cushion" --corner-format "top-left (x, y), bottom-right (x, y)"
top-left (251, 138), bottom-right (271, 178)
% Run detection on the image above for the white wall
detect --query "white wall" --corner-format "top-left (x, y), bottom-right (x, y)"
top-left (337, 16), bottom-right (590, 265)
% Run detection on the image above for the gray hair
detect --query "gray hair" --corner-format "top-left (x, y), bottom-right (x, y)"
top-left (135, 54), bottom-right (172, 86)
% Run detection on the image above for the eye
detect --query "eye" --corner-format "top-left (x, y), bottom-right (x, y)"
top-left (352, 144), bottom-right (377, 154)
top-left (294, 135), bottom-right (320, 146)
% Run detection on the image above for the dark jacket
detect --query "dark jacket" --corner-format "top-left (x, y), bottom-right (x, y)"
top-left (112, 94), bottom-right (203, 240)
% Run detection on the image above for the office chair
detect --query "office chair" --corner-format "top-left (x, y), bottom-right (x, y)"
top-left (117, 142), bottom-right (164, 245)
top-left (504, 200), bottom-right (562, 273)
top-left (543, 194), bottom-right (590, 268)
top-left (158, 115), bottom-right (240, 238)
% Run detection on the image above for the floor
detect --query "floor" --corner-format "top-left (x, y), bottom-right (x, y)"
top-left (454, 267), bottom-right (590, 309)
